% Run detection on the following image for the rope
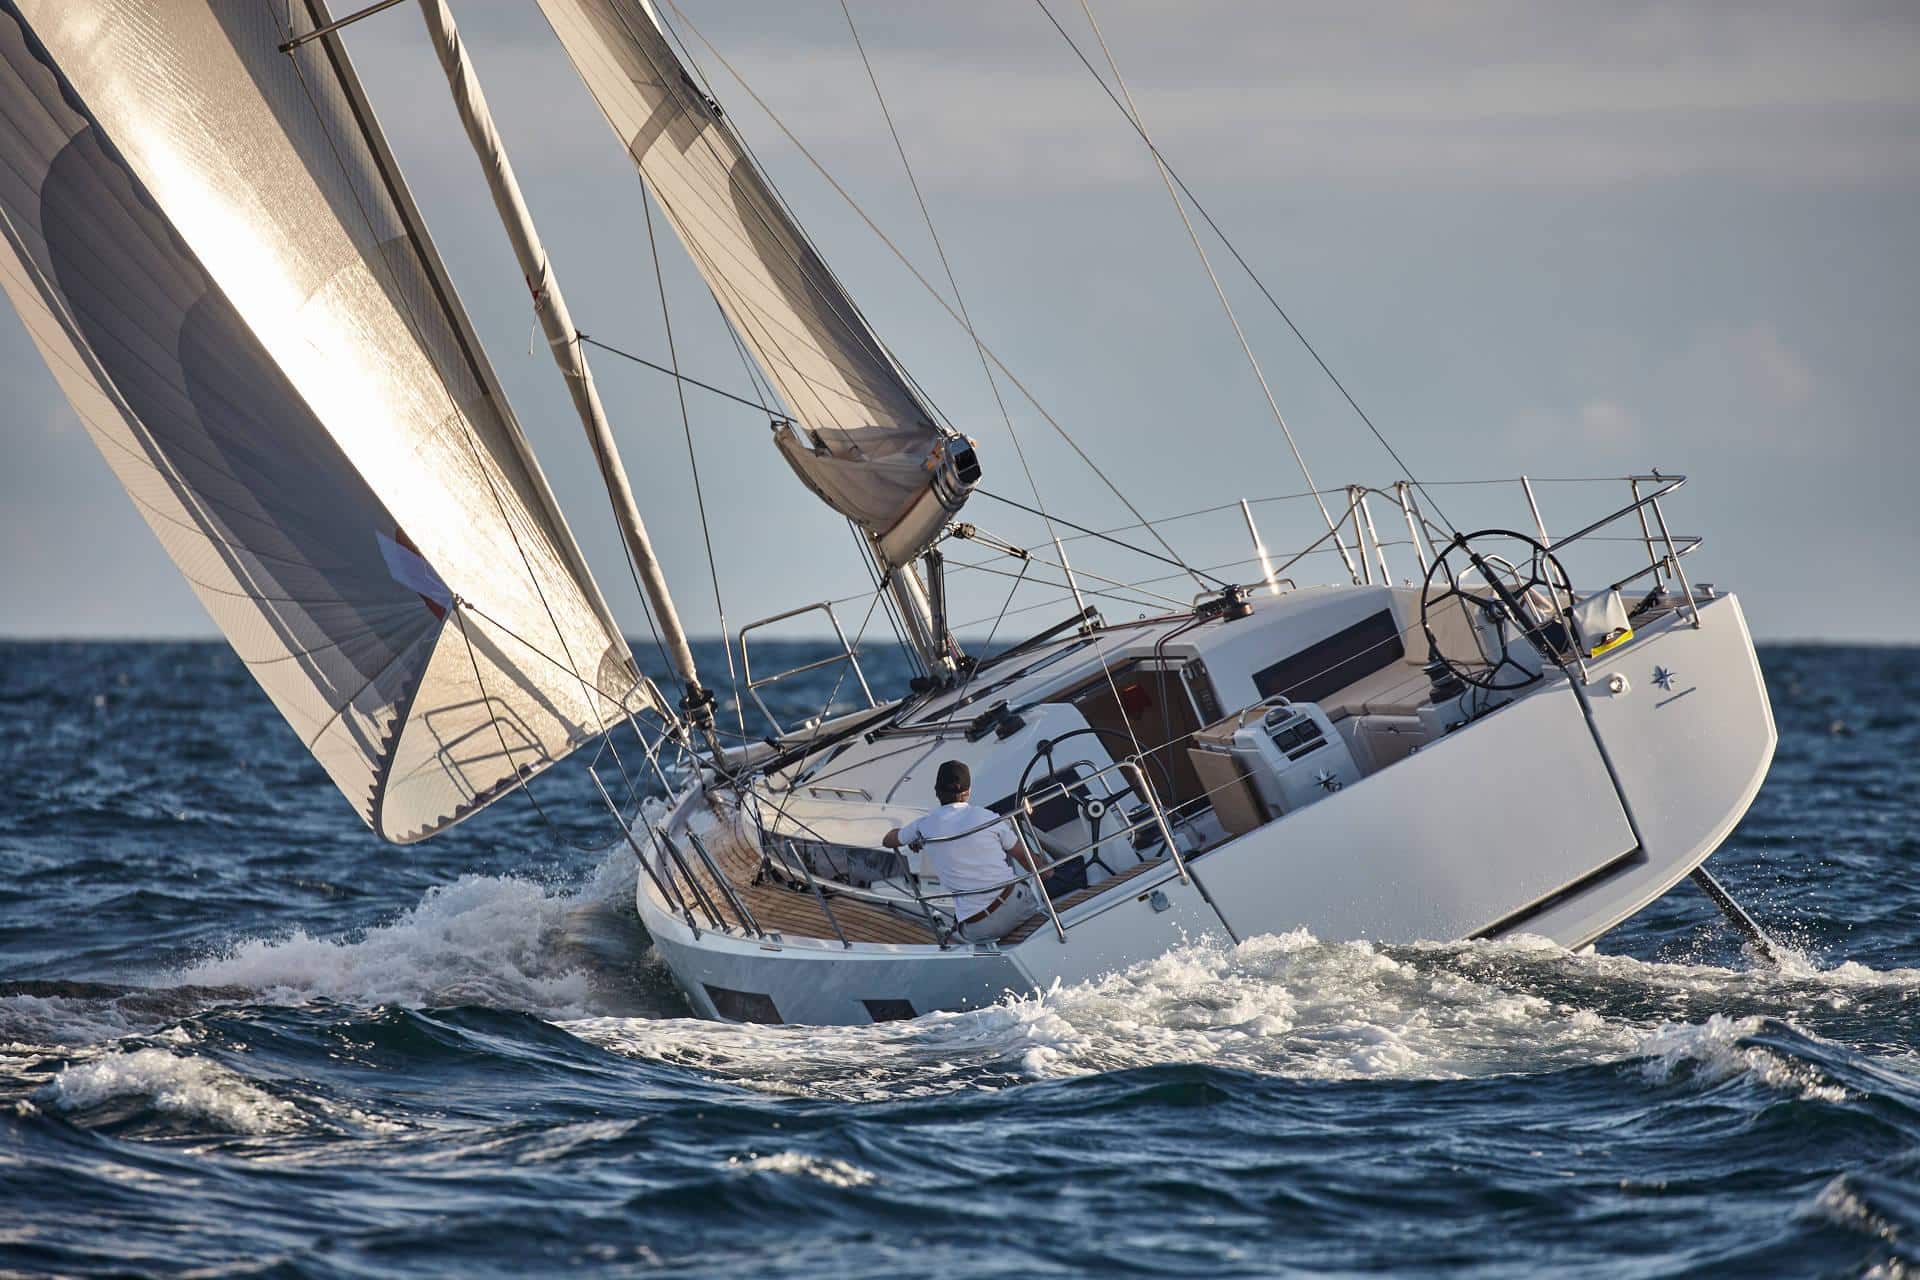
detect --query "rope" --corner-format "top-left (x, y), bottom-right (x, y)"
top-left (978, 490), bottom-right (1229, 587)
top-left (655, 0), bottom-right (1205, 588)
top-left (578, 334), bottom-right (779, 416)
top-left (838, 0), bottom-right (1072, 608)
top-left (1029, 0), bottom-right (1457, 535)
top-left (1071, 0), bottom-right (1357, 584)
top-left (640, 191), bottom-right (746, 742)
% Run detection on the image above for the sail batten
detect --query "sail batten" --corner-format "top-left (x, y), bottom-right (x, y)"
top-left (535, 0), bottom-right (977, 569)
top-left (0, 0), bottom-right (658, 841)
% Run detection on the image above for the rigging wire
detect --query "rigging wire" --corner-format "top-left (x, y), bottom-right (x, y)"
top-left (648, 3), bottom-right (961, 438)
top-left (578, 334), bottom-right (779, 416)
top-left (1028, 0), bottom-right (1457, 534)
top-left (709, 293), bottom-right (779, 413)
top-left (1067, 0), bottom-right (1359, 584)
top-left (977, 490), bottom-right (1229, 587)
top-left (838, 0), bottom-right (1072, 614)
top-left (654, 0), bottom-right (1205, 589)
top-left (639, 189), bottom-right (747, 743)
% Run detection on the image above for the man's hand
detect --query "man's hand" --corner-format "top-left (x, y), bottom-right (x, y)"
top-left (882, 826), bottom-right (902, 850)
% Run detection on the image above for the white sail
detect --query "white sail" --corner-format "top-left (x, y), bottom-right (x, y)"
top-left (534, 0), bottom-right (978, 569)
top-left (0, 0), bottom-right (661, 841)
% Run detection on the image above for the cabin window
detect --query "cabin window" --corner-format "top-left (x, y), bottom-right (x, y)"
top-left (1048, 659), bottom-right (1209, 814)
top-left (1253, 610), bottom-right (1404, 704)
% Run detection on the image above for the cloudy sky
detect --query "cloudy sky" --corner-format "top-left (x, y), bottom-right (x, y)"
top-left (4, 1), bottom-right (1916, 645)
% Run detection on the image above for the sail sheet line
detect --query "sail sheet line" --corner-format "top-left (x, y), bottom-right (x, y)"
top-left (577, 332), bottom-right (780, 417)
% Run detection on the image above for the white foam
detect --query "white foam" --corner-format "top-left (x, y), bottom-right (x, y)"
top-left (168, 846), bottom-right (643, 1019)
top-left (727, 1151), bottom-right (877, 1188)
top-left (0, 994), bottom-right (146, 1047)
top-left (1803, 1175), bottom-right (1901, 1243)
top-left (42, 1048), bottom-right (301, 1134)
top-left (1637, 1014), bottom-right (1850, 1102)
top-left (570, 930), bottom-right (1905, 1101)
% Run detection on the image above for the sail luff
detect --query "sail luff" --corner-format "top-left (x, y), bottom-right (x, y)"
top-left (413, 0), bottom-right (714, 739)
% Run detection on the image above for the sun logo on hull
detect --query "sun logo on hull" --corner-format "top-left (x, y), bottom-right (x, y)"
top-left (1652, 665), bottom-right (1675, 691)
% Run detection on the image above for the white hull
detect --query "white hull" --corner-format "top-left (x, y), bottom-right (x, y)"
top-left (635, 591), bottom-right (1774, 1026)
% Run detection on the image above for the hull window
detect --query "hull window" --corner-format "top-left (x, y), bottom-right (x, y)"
top-left (704, 985), bottom-right (782, 1024)
top-left (861, 998), bottom-right (917, 1022)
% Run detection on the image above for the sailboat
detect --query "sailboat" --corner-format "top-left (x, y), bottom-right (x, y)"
top-left (0, 0), bottom-right (1776, 1026)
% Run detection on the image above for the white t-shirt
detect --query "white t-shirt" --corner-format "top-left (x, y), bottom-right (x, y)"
top-left (898, 802), bottom-right (1021, 918)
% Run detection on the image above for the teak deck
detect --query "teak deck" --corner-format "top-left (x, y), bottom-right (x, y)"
top-left (659, 800), bottom-right (1178, 949)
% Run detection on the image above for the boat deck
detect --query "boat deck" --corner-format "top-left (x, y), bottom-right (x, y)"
top-left (999, 854), bottom-right (1172, 945)
top-left (663, 800), bottom-right (1182, 949)
top-left (669, 809), bottom-right (943, 945)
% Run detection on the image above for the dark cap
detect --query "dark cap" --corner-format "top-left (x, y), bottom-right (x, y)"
top-left (934, 760), bottom-right (971, 798)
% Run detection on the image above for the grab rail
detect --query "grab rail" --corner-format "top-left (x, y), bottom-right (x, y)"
top-left (758, 752), bottom-right (1194, 946)
top-left (738, 601), bottom-right (878, 736)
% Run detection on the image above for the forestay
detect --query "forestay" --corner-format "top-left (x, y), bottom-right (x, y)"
top-left (535, 0), bottom-right (978, 569)
top-left (0, 0), bottom-right (659, 842)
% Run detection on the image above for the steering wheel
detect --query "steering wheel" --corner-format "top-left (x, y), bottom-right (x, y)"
top-left (1014, 726), bottom-right (1166, 871)
top-left (1420, 529), bottom-right (1576, 692)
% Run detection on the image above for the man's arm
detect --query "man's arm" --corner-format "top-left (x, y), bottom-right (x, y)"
top-left (1002, 821), bottom-right (1040, 874)
top-left (882, 827), bottom-right (903, 850)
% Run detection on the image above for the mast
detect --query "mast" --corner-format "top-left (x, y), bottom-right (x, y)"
top-left (416, 0), bottom-right (722, 751)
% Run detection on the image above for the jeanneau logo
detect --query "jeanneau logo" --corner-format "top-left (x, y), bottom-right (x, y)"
top-left (1652, 666), bottom-right (1675, 691)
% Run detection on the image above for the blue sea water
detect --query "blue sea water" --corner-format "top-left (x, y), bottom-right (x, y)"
top-left (0, 639), bottom-right (1915, 1278)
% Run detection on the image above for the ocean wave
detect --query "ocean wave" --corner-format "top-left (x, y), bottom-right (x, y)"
top-left (163, 846), bottom-right (650, 1021)
top-left (39, 1047), bottom-right (301, 1135)
top-left (1637, 1013), bottom-right (1851, 1102)
top-left (727, 1152), bottom-right (878, 1188)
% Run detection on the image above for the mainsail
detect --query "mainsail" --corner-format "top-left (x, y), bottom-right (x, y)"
top-left (534, 0), bottom-right (978, 571)
top-left (0, 0), bottom-right (659, 841)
